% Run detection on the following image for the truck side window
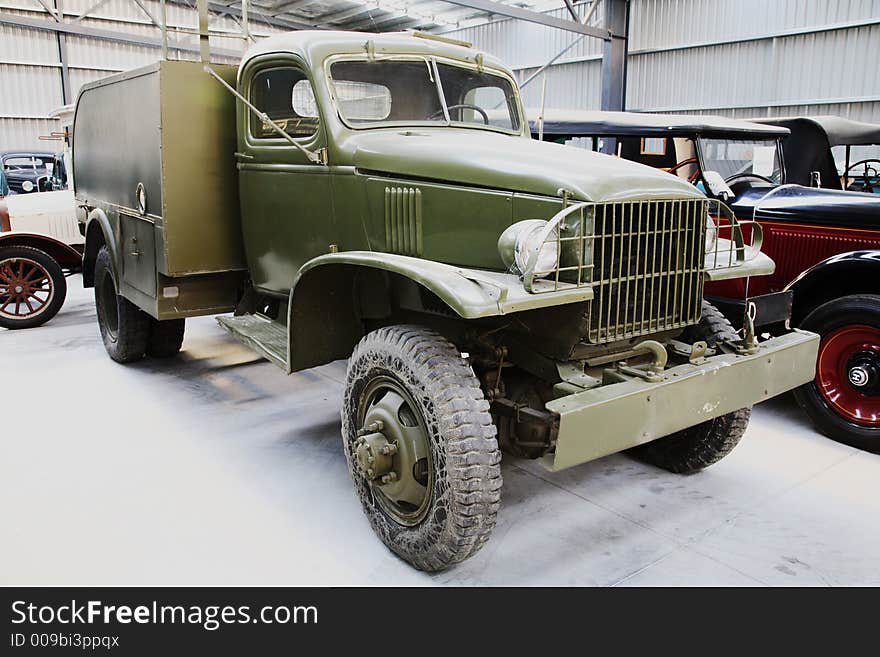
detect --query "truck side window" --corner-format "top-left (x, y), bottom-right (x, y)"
top-left (250, 67), bottom-right (319, 140)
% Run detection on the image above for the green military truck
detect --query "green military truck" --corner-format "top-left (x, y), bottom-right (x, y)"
top-left (73, 30), bottom-right (819, 571)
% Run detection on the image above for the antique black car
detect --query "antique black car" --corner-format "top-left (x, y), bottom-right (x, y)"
top-left (1, 151), bottom-right (61, 194)
top-left (532, 109), bottom-right (880, 452)
top-left (752, 115), bottom-right (880, 194)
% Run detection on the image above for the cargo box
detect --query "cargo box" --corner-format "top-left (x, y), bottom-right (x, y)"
top-left (73, 60), bottom-right (246, 318)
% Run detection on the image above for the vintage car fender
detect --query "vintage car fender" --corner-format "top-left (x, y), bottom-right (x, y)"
top-left (81, 207), bottom-right (117, 286)
top-left (285, 251), bottom-right (594, 373)
top-left (785, 249), bottom-right (880, 322)
top-left (0, 230), bottom-right (82, 269)
top-left (0, 198), bottom-right (8, 232)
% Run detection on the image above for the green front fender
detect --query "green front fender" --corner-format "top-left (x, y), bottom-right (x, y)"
top-left (294, 251), bottom-right (594, 319)
top-left (286, 251), bottom-right (593, 372)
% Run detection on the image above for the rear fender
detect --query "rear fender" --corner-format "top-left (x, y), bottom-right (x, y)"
top-left (82, 208), bottom-right (116, 287)
top-left (786, 250), bottom-right (880, 323)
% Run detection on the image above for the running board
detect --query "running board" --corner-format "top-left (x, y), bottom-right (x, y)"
top-left (217, 314), bottom-right (287, 370)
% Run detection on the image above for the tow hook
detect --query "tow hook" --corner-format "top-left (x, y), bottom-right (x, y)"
top-left (616, 340), bottom-right (667, 382)
top-left (734, 301), bottom-right (760, 355)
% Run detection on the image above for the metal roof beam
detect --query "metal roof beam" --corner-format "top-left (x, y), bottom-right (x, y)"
top-left (0, 11), bottom-right (243, 58)
top-left (203, 1), bottom-right (320, 30)
top-left (437, 0), bottom-right (611, 39)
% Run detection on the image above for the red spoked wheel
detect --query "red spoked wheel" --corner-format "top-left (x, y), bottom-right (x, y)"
top-left (0, 257), bottom-right (53, 317)
top-left (794, 294), bottom-right (880, 453)
top-left (816, 325), bottom-right (880, 427)
top-left (0, 245), bottom-right (67, 330)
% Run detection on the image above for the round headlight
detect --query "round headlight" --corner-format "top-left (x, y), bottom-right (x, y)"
top-left (705, 214), bottom-right (718, 254)
top-left (21, 180), bottom-right (34, 192)
top-left (498, 219), bottom-right (559, 279)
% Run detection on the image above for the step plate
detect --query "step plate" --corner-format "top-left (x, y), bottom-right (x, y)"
top-left (217, 314), bottom-right (287, 369)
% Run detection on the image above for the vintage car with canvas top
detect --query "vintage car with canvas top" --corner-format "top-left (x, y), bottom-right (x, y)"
top-left (72, 31), bottom-right (818, 571)
top-left (0, 163), bottom-right (81, 329)
top-left (753, 115), bottom-right (880, 194)
top-left (533, 109), bottom-right (880, 452)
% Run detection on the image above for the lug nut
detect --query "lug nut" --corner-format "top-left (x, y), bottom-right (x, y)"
top-left (380, 444), bottom-right (398, 456)
top-left (380, 472), bottom-right (398, 484)
top-left (366, 468), bottom-right (374, 478)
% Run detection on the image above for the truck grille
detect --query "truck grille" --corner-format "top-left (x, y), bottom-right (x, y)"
top-left (587, 199), bottom-right (707, 343)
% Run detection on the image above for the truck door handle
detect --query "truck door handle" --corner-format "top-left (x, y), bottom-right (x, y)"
top-left (234, 152), bottom-right (254, 160)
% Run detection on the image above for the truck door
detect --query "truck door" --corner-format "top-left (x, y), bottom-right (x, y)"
top-left (237, 58), bottom-right (332, 297)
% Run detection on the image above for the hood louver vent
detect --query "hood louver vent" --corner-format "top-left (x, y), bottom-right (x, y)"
top-left (384, 186), bottom-right (423, 256)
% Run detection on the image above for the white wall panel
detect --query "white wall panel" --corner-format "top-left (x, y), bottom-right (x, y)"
top-left (0, 22), bottom-right (58, 63)
top-left (0, 117), bottom-right (59, 151)
top-left (0, 64), bottom-right (64, 115)
top-left (2, 0), bottom-right (880, 149)
top-left (443, 0), bottom-right (880, 124)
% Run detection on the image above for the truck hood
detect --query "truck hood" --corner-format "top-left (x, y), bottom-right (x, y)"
top-left (732, 184), bottom-right (880, 230)
top-left (344, 129), bottom-right (703, 202)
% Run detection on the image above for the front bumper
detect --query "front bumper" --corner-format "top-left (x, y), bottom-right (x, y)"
top-left (542, 329), bottom-right (820, 471)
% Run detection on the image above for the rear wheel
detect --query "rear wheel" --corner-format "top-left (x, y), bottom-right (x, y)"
top-left (628, 302), bottom-right (751, 473)
top-left (148, 318), bottom-right (185, 358)
top-left (0, 245), bottom-right (66, 330)
top-left (342, 325), bottom-right (502, 571)
top-left (94, 246), bottom-right (149, 363)
top-left (793, 295), bottom-right (880, 453)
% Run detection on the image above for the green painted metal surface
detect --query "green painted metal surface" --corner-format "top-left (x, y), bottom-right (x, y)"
top-left (74, 61), bottom-right (246, 320)
top-left (233, 32), bottom-right (703, 296)
top-left (544, 330), bottom-right (820, 471)
top-left (295, 251), bottom-right (594, 320)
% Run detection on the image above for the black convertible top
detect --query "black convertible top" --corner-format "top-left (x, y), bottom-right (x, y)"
top-left (752, 116), bottom-right (880, 146)
top-left (527, 109), bottom-right (790, 139)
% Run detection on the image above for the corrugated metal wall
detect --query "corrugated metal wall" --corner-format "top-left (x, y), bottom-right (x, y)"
top-left (2, 0), bottom-right (879, 151)
top-left (0, 0), bottom-right (284, 151)
top-left (445, 0), bottom-right (880, 121)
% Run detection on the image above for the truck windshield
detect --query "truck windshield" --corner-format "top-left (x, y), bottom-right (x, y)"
top-left (698, 138), bottom-right (782, 183)
top-left (328, 58), bottom-right (521, 133)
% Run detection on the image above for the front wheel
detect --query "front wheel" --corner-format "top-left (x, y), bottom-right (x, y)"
top-left (793, 294), bottom-right (880, 453)
top-left (628, 302), bottom-right (751, 473)
top-left (0, 245), bottom-right (66, 330)
top-left (342, 325), bottom-right (502, 571)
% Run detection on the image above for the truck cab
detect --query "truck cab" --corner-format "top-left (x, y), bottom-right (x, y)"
top-left (73, 31), bottom-right (819, 572)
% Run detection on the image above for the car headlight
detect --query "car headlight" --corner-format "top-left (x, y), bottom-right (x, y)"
top-left (21, 180), bottom-right (33, 192)
top-left (705, 214), bottom-right (718, 254)
top-left (498, 219), bottom-right (559, 279)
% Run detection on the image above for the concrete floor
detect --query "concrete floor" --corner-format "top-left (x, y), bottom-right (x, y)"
top-left (3, 277), bottom-right (879, 586)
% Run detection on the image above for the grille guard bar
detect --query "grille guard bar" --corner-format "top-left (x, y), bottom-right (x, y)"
top-left (521, 198), bottom-right (764, 294)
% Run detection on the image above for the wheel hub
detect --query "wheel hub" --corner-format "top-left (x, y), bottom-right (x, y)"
top-left (356, 377), bottom-right (433, 526)
top-left (846, 353), bottom-right (879, 392)
top-left (354, 421), bottom-right (399, 484)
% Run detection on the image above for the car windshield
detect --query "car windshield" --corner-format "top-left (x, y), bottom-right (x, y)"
top-left (328, 58), bottom-right (521, 133)
top-left (3, 156), bottom-right (48, 170)
top-left (698, 138), bottom-right (782, 184)
top-left (831, 144), bottom-right (880, 176)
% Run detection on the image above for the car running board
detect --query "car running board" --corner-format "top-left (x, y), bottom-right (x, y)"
top-left (217, 314), bottom-right (288, 370)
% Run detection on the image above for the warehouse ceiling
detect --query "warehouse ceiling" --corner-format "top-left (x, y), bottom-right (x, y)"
top-left (204, 0), bottom-right (593, 34)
